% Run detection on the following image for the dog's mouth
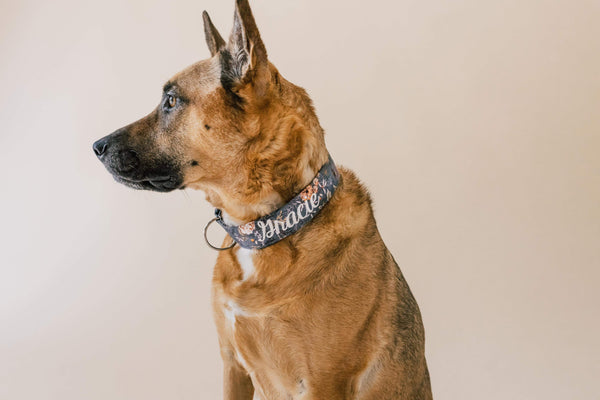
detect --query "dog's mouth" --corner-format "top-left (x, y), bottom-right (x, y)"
top-left (113, 175), bottom-right (183, 192)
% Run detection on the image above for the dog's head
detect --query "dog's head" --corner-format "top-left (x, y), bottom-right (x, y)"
top-left (93, 0), bottom-right (328, 221)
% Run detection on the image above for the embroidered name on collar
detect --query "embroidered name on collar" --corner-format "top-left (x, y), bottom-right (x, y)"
top-left (215, 155), bottom-right (340, 250)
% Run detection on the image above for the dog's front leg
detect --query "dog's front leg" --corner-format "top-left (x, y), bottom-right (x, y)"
top-left (222, 356), bottom-right (254, 400)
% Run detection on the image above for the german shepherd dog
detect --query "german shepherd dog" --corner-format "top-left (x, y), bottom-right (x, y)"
top-left (93, 1), bottom-right (432, 398)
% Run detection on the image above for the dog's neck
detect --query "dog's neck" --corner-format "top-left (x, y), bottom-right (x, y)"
top-left (204, 76), bottom-right (330, 224)
top-left (211, 149), bottom-right (329, 225)
top-left (218, 194), bottom-right (287, 226)
top-left (215, 155), bottom-right (339, 249)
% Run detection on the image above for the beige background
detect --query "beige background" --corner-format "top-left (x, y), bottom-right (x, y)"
top-left (1, 0), bottom-right (599, 399)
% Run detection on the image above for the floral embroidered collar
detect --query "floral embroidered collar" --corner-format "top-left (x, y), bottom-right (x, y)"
top-left (214, 155), bottom-right (340, 250)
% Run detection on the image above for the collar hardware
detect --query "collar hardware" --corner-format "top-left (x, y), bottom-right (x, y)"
top-left (204, 217), bottom-right (237, 251)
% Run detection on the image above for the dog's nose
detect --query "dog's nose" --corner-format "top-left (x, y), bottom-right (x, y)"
top-left (93, 138), bottom-right (109, 157)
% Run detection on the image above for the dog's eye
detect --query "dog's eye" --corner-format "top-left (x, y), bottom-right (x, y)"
top-left (166, 95), bottom-right (177, 109)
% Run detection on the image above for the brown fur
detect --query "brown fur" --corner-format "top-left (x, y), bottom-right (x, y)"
top-left (213, 168), bottom-right (431, 399)
top-left (93, 1), bottom-right (432, 398)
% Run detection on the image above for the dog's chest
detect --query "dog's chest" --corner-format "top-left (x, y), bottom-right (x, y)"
top-left (218, 247), bottom-right (257, 334)
top-left (214, 247), bottom-right (267, 366)
top-left (213, 247), bottom-right (310, 398)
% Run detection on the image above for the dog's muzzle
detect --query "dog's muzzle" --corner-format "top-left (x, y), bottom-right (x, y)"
top-left (93, 134), bottom-right (183, 192)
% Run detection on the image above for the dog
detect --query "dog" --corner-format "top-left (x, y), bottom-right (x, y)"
top-left (93, 1), bottom-right (432, 398)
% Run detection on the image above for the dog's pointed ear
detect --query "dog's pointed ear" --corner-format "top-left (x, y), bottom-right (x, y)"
top-left (203, 11), bottom-right (226, 57)
top-left (225, 0), bottom-right (270, 97)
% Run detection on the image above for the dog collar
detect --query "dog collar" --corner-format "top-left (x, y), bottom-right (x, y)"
top-left (210, 155), bottom-right (340, 250)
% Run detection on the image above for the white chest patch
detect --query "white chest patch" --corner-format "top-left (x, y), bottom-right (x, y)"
top-left (223, 302), bottom-right (237, 329)
top-left (223, 299), bottom-right (248, 330)
top-left (236, 247), bottom-right (256, 281)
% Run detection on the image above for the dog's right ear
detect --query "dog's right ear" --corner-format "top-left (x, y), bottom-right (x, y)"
top-left (203, 11), bottom-right (226, 57)
top-left (222, 0), bottom-right (270, 99)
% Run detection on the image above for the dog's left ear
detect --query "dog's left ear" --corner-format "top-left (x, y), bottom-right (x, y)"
top-left (224, 0), bottom-right (270, 98)
top-left (203, 11), bottom-right (226, 57)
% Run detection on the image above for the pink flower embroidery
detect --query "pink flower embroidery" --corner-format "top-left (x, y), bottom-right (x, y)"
top-left (301, 185), bottom-right (315, 201)
top-left (238, 221), bottom-right (255, 235)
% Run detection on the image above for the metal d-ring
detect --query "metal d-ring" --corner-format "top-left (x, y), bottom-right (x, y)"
top-left (203, 217), bottom-right (236, 251)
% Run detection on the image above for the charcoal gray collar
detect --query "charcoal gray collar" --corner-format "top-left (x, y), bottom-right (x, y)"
top-left (213, 155), bottom-right (340, 250)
